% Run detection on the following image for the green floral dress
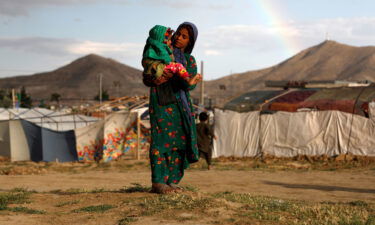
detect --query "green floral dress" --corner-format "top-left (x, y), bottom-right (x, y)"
top-left (143, 54), bottom-right (199, 184)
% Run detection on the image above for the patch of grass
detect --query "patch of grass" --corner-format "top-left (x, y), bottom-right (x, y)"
top-left (212, 192), bottom-right (374, 224)
top-left (50, 188), bottom-right (110, 195)
top-left (349, 201), bottom-right (369, 207)
top-left (115, 163), bottom-right (134, 171)
top-left (0, 166), bottom-right (13, 175)
top-left (8, 206), bottom-right (45, 214)
top-left (72, 204), bottom-right (115, 213)
top-left (213, 192), bottom-right (293, 211)
top-left (0, 191), bottom-right (31, 210)
top-left (366, 215), bottom-right (375, 225)
top-left (135, 161), bottom-right (146, 166)
top-left (119, 183), bottom-right (150, 193)
top-left (10, 187), bottom-right (37, 194)
top-left (118, 217), bottom-right (138, 225)
top-left (176, 215), bottom-right (197, 222)
top-left (95, 162), bottom-right (111, 170)
top-left (55, 200), bottom-right (80, 207)
top-left (138, 193), bottom-right (216, 216)
top-left (181, 185), bottom-right (199, 192)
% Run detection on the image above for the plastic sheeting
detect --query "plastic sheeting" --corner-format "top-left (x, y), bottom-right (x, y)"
top-left (75, 112), bottom-right (137, 162)
top-left (370, 102), bottom-right (375, 121)
top-left (102, 113), bottom-right (137, 162)
top-left (75, 119), bottom-right (105, 161)
top-left (0, 108), bottom-right (98, 131)
top-left (0, 120), bottom-right (30, 161)
top-left (213, 109), bottom-right (375, 157)
top-left (21, 120), bottom-right (77, 162)
top-left (213, 110), bottom-right (260, 157)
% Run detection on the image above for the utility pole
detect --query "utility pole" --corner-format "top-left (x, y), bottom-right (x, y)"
top-left (99, 73), bottom-right (103, 105)
top-left (200, 61), bottom-right (204, 107)
top-left (12, 89), bottom-right (15, 108)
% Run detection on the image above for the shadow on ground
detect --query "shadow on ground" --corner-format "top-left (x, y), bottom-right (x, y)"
top-left (262, 181), bottom-right (375, 194)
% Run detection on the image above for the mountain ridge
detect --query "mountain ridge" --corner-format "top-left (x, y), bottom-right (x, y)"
top-left (201, 40), bottom-right (375, 106)
top-left (0, 40), bottom-right (374, 106)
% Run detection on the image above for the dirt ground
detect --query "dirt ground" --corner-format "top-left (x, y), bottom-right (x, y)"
top-left (0, 158), bottom-right (374, 225)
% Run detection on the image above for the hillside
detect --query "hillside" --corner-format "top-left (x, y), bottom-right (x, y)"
top-left (202, 40), bottom-right (375, 106)
top-left (1, 41), bottom-right (374, 107)
top-left (0, 54), bottom-right (147, 100)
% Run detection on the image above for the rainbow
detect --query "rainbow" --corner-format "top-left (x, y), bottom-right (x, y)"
top-left (254, 0), bottom-right (301, 57)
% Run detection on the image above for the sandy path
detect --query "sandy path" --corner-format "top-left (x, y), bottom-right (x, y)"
top-left (0, 169), bottom-right (374, 202)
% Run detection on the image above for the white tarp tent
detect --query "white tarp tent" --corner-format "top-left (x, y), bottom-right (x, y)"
top-left (0, 108), bottom-right (98, 131)
top-left (0, 108), bottom-right (99, 161)
top-left (213, 110), bottom-right (260, 157)
top-left (0, 120), bottom-right (30, 161)
top-left (213, 109), bottom-right (375, 158)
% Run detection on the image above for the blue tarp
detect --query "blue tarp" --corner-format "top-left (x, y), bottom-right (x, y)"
top-left (21, 120), bottom-right (78, 162)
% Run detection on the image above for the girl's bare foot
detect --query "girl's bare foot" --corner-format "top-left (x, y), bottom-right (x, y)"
top-left (168, 183), bottom-right (184, 192)
top-left (151, 183), bottom-right (175, 194)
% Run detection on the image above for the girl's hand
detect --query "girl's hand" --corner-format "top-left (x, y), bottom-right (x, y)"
top-left (163, 70), bottom-right (174, 78)
top-left (188, 73), bottom-right (202, 85)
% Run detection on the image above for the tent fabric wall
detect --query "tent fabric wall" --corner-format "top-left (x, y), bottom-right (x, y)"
top-left (102, 112), bottom-right (137, 162)
top-left (261, 111), bottom-right (343, 157)
top-left (370, 102), bottom-right (375, 121)
top-left (213, 109), bottom-right (375, 158)
top-left (21, 120), bottom-right (77, 162)
top-left (213, 109), bottom-right (260, 158)
top-left (0, 120), bottom-right (30, 161)
top-left (0, 108), bottom-right (98, 131)
top-left (9, 120), bottom-right (31, 161)
top-left (0, 121), bottom-right (10, 158)
top-left (75, 112), bottom-right (137, 162)
top-left (75, 119), bottom-right (105, 162)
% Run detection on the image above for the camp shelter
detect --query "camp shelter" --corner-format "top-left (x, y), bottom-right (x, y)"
top-left (0, 107), bottom-right (98, 131)
top-left (213, 108), bottom-right (375, 158)
top-left (75, 112), bottom-right (139, 162)
top-left (224, 90), bottom-right (286, 112)
top-left (265, 86), bottom-right (375, 117)
top-left (0, 120), bottom-right (30, 161)
top-left (20, 120), bottom-right (77, 162)
top-left (0, 108), bottom-right (98, 162)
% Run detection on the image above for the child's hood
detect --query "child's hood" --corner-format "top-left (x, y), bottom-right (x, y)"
top-left (143, 25), bottom-right (173, 64)
top-left (149, 25), bottom-right (169, 43)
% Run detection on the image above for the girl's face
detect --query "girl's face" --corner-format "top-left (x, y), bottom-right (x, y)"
top-left (174, 28), bottom-right (190, 51)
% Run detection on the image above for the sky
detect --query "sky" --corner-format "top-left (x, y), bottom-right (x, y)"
top-left (0, 0), bottom-right (374, 80)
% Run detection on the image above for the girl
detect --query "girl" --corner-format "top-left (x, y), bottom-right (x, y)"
top-left (142, 23), bottom-right (202, 194)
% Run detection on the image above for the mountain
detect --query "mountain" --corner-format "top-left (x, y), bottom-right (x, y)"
top-left (1, 41), bottom-right (374, 107)
top-left (201, 40), bottom-right (375, 106)
top-left (0, 54), bottom-right (147, 100)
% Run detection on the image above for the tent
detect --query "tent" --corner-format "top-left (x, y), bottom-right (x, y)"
top-left (0, 120), bottom-right (30, 161)
top-left (213, 108), bottom-right (375, 158)
top-left (0, 107), bottom-right (98, 131)
top-left (75, 112), bottom-right (139, 162)
top-left (265, 86), bottom-right (375, 117)
top-left (21, 120), bottom-right (77, 162)
top-left (0, 108), bottom-right (98, 161)
top-left (224, 90), bottom-right (286, 112)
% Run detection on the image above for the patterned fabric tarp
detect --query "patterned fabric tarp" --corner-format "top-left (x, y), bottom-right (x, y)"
top-left (75, 112), bottom-right (144, 162)
top-left (75, 119), bottom-right (105, 161)
top-left (122, 121), bottom-right (151, 158)
top-left (102, 113), bottom-right (137, 162)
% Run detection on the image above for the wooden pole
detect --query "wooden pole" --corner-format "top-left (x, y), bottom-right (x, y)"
top-left (12, 89), bottom-right (16, 108)
top-left (200, 61), bottom-right (204, 107)
top-left (99, 73), bottom-right (103, 105)
top-left (136, 111), bottom-right (141, 160)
